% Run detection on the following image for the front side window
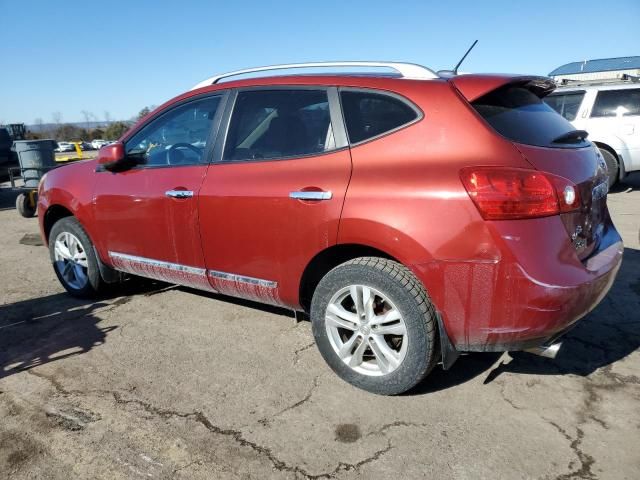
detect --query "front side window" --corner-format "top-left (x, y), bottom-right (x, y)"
top-left (544, 91), bottom-right (585, 121)
top-left (126, 96), bottom-right (221, 166)
top-left (340, 90), bottom-right (419, 144)
top-left (224, 90), bottom-right (334, 161)
top-left (591, 89), bottom-right (640, 117)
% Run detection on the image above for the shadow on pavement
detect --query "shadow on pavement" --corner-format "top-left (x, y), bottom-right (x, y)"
top-left (412, 247), bottom-right (640, 393)
top-left (0, 280), bottom-right (168, 381)
top-left (610, 171), bottom-right (640, 193)
top-left (0, 293), bottom-right (117, 380)
top-left (0, 185), bottom-right (20, 212)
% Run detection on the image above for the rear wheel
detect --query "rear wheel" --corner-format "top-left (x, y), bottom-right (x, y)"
top-left (49, 217), bottom-right (105, 298)
top-left (16, 193), bottom-right (36, 218)
top-left (311, 257), bottom-right (437, 395)
top-left (599, 148), bottom-right (619, 188)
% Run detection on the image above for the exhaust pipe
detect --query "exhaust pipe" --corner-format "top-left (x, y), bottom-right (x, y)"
top-left (524, 342), bottom-right (562, 359)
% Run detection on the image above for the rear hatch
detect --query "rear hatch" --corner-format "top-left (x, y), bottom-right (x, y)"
top-left (453, 75), bottom-right (610, 261)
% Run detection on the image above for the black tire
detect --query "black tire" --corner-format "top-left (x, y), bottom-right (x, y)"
top-left (599, 148), bottom-right (619, 188)
top-left (48, 216), bottom-right (105, 298)
top-left (16, 193), bottom-right (36, 218)
top-left (311, 257), bottom-right (437, 395)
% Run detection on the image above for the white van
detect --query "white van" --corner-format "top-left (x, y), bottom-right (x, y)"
top-left (544, 80), bottom-right (640, 186)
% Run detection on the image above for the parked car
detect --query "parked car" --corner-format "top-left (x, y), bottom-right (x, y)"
top-left (0, 127), bottom-right (15, 176)
top-left (544, 80), bottom-right (640, 187)
top-left (37, 62), bottom-right (623, 394)
top-left (92, 139), bottom-right (109, 149)
top-left (55, 142), bottom-right (75, 152)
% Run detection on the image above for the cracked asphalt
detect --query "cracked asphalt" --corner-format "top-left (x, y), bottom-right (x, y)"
top-left (1, 175), bottom-right (639, 479)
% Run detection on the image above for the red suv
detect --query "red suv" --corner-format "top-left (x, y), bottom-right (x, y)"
top-left (38, 62), bottom-right (623, 395)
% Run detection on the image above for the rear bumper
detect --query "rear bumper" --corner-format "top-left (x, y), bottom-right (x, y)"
top-left (411, 216), bottom-right (623, 352)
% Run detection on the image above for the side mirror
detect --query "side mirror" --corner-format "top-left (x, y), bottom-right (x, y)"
top-left (97, 142), bottom-right (127, 171)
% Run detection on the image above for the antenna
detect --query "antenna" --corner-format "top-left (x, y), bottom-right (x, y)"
top-left (453, 40), bottom-right (478, 74)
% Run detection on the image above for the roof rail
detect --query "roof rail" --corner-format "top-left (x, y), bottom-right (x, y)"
top-left (191, 61), bottom-right (439, 90)
top-left (555, 74), bottom-right (640, 88)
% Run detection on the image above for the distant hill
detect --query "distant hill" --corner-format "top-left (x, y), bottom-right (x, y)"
top-left (27, 121), bottom-right (118, 132)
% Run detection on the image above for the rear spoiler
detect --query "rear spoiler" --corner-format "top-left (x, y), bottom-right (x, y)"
top-left (450, 74), bottom-right (556, 102)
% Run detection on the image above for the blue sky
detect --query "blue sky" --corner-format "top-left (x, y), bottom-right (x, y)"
top-left (1, 0), bottom-right (638, 124)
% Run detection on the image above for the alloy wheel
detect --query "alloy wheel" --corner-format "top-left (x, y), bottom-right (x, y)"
top-left (53, 231), bottom-right (89, 290)
top-left (325, 285), bottom-right (408, 376)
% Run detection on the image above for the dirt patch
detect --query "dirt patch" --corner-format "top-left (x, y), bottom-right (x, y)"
top-left (45, 406), bottom-right (102, 431)
top-left (19, 233), bottom-right (44, 247)
top-left (335, 423), bottom-right (361, 443)
top-left (0, 430), bottom-right (46, 473)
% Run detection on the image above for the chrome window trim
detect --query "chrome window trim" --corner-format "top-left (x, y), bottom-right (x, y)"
top-left (208, 270), bottom-right (277, 288)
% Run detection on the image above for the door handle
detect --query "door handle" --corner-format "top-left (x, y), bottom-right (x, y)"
top-left (165, 190), bottom-right (194, 199)
top-left (289, 191), bottom-right (332, 201)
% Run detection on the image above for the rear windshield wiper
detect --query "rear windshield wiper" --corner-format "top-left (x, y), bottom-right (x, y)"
top-left (551, 130), bottom-right (589, 144)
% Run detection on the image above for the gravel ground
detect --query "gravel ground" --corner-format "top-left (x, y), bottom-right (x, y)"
top-left (0, 174), bottom-right (638, 479)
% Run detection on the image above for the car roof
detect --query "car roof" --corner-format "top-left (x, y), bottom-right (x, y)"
top-left (123, 72), bottom-right (549, 142)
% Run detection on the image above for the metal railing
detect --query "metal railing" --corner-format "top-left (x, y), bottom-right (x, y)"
top-left (191, 61), bottom-right (438, 90)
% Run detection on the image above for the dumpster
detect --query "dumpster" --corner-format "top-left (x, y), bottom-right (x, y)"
top-left (8, 139), bottom-right (57, 217)
top-left (13, 139), bottom-right (57, 188)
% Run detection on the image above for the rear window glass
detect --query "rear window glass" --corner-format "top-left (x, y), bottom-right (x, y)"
top-left (472, 85), bottom-right (588, 148)
top-left (340, 91), bottom-right (418, 144)
top-left (591, 88), bottom-right (640, 117)
top-left (544, 91), bottom-right (585, 121)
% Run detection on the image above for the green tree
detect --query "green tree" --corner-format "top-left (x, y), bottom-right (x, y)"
top-left (54, 124), bottom-right (84, 141)
top-left (136, 105), bottom-right (157, 121)
top-left (104, 121), bottom-right (131, 140)
top-left (137, 107), bottom-right (151, 121)
top-left (89, 128), bottom-right (105, 140)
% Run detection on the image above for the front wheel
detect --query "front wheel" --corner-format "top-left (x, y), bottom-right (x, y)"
top-left (311, 257), bottom-right (437, 395)
top-left (49, 217), bottom-right (106, 298)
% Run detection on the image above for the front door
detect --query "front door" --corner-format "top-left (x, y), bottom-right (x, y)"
top-left (93, 93), bottom-right (226, 289)
top-left (198, 87), bottom-right (352, 307)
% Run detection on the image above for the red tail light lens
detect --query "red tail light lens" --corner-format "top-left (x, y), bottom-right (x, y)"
top-left (460, 167), bottom-right (579, 220)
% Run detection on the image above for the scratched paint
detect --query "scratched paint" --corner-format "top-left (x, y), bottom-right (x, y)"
top-left (108, 252), bottom-right (284, 306)
top-left (109, 254), bottom-right (216, 292)
top-left (414, 255), bottom-right (618, 351)
top-left (208, 274), bottom-right (283, 306)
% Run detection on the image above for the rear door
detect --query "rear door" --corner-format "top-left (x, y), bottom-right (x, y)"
top-left (93, 93), bottom-right (226, 288)
top-left (198, 87), bottom-right (351, 307)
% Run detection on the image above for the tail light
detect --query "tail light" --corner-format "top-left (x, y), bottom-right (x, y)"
top-left (460, 167), bottom-right (580, 220)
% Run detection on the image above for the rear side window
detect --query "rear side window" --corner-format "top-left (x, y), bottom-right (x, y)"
top-left (591, 89), bottom-right (640, 117)
top-left (223, 89), bottom-right (334, 161)
top-left (340, 91), bottom-right (419, 144)
top-left (472, 85), bottom-right (588, 148)
top-left (544, 91), bottom-right (585, 121)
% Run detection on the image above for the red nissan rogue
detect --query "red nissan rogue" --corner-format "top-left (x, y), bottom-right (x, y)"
top-left (38, 62), bottom-right (623, 394)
